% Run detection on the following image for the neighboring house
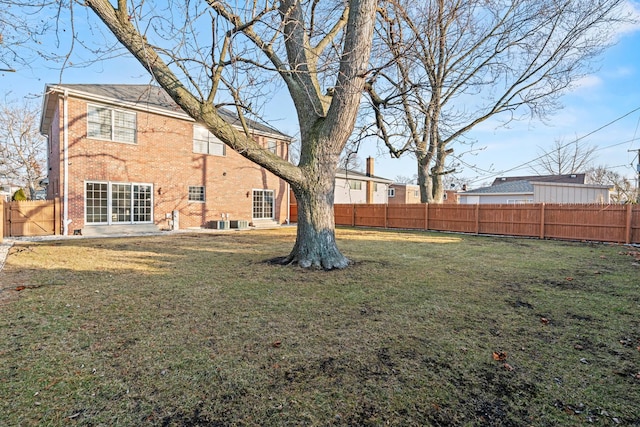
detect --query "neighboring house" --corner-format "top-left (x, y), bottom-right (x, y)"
top-left (334, 157), bottom-right (393, 204)
top-left (0, 184), bottom-right (22, 202)
top-left (459, 174), bottom-right (612, 204)
top-left (40, 84), bottom-right (292, 235)
top-left (388, 183), bottom-right (459, 204)
top-left (388, 183), bottom-right (421, 204)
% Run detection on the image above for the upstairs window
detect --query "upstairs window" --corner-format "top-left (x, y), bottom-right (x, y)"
top-left (87, 105), bottom-right (136, 144)
top-left (193, 125), bottom-right (226, 156)
top-left (349, 180), bottom-right (363, 190)
top-left (267, 140), bottom-right (278, 154)
top-left (388, 188), bottom-right (395, 198)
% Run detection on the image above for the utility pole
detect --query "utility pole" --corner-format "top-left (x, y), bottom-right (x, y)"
top-left (629, 149), bottom-right (640, 203)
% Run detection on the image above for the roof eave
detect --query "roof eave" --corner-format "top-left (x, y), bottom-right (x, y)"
top-left (41, 84), bottom-right (294, 142)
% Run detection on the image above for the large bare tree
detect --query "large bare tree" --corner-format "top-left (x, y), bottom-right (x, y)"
top-left (365, 0), bottom-right (631, 203)
top-left (0, 1), bottom-right (57, 71)
top-left (529, 138), bottom-right (596, 175)
top-left (78, 0), bottom-right (377, 269)
top-left (587, 164), bottom-right (637, 203)
top-left (0, 99), bottom-right (47, 199)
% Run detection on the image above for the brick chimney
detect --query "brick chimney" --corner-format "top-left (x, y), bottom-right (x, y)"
top-left (366, 157), bottom-right (374, 203)
top-left (366, 156), bottom-right (374, 177)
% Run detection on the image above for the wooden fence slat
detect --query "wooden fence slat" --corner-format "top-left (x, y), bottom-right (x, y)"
top-left (0, 199), bottom-right (4, 242)
top-left (625, 203), bottom-right (633, 244)
top-left (540, 203), bottom-right (545, 239)
top-left (425, 203), bottom-right (429, 231)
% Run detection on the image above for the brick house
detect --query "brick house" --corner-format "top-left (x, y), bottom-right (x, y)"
top-left (39, 84), bottom-right (292, 235)
top-left (388, 183), bottom-right (459, 204)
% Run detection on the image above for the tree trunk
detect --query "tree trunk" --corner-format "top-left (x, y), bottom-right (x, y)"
top-left (285, 178), bottom-right (349, 270)
top-left (431, 173), bottom-right (444, 203)
top-left (417, 154), bottom-right (433, 203)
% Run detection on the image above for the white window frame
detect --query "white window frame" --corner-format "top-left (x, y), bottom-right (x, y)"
top-left (193, 125), bottom-right (226, 156)
top-left (85, 181), bottom-right (109, 224)
top-left (349, 180), bottom-right (363, 190)
top-left (84, 181), bottom-right (153, 225)
top-left (267, 140), bottom-right (278, 154)
top-left (87, 104), bottom-right (137, 144)
top-left (252, 189), bottom-right (274, 220)
top-left (188, 186), bottom-right (206, 202)
top-left (388, 188), bottom-right (395, 198)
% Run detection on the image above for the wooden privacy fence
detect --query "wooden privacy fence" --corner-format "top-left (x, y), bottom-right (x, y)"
top-left (1, 198), bottom-right (61, 239)
top-left (290, 203), bottom-right (640, 244)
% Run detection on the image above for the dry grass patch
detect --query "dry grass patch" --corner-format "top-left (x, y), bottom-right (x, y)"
top-left (1, 228), bottom-right (638, 426)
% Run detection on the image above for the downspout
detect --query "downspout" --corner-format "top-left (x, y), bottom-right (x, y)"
top-left (63, 90), bottom-right (70, 235)
top-left (286, 140), bottom-right (290, 225)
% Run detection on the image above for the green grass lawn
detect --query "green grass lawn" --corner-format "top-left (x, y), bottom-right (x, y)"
top-left (1, 227), bottom-right (638, 426)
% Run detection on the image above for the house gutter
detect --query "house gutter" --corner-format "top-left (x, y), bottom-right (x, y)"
top-left (63, 90), bottom-right (70, 235)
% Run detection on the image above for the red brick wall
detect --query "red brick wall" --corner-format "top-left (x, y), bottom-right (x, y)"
top-left (47, 101), bottom-right (62, 201)
top-left (50, 95), bottom-right (290, 233)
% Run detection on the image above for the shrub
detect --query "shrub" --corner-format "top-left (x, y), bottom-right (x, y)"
top-left (12, 188), bottom-right (28, 201)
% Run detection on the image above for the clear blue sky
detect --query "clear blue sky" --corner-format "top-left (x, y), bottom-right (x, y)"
top-left (1, 1), bottom-right (639, 189)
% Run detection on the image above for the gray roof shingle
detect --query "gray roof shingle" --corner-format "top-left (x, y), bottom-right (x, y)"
top-left (46, 84), bottom-right (291, 139)
top-left (492, 174), bottom-right (585, 185)
top-left (464, 180), bottom-right (534, 194)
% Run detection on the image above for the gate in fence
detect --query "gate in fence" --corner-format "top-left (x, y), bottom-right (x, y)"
top-left (1, 198), bottom-right (61, 239)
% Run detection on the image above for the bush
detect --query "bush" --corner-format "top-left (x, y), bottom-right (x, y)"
top-left (12, 188), bottom-right (28, 201)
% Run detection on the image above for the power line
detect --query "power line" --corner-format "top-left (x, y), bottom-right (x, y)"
top-left (465, 105), bottom-right (640, 184)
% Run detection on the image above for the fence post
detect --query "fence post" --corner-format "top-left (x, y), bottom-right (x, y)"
top-left (625, 203), bottom-right (633, 244)
top-left (352, 204), bottom-right (356, 227)
top-left (475, 204), bottom-right (480, 234)
top-left (539, 203), bottom-right (546, 239)
top-left (385, 204), bottom-right (388, 228)
top-left (55, 197), bottom-right (62, 235)
top-left (0, 198), bottom-right (4, 243)
top-left (424, 203), bottom-right (429, 231)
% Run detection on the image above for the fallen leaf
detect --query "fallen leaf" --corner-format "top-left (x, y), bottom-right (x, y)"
top-left (540, 317), bottom-right (550, 325)
top-left (503, 363), bottom-right (515, 371)
top-left (272, 341), bottom-right (282, 348)
top-left (574, 344), bottom-right (584, 350)
top-left (565, 277), bottom-right (574, 281)
top-left (15, 286), bottom-right (25, 291)
top-left (492, 351), bottom-right (507, 361)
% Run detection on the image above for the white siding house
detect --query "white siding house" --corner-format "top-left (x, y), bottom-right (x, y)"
top-left (459, 174), bottom-right (612, 204)
top-left (334, 158), bottom-right (393, 204)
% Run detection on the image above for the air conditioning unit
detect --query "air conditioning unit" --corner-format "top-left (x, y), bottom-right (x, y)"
top-left (210, 220), bottom-right (229, 230)
top-left (230, 220), bottom-right (249, 229)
